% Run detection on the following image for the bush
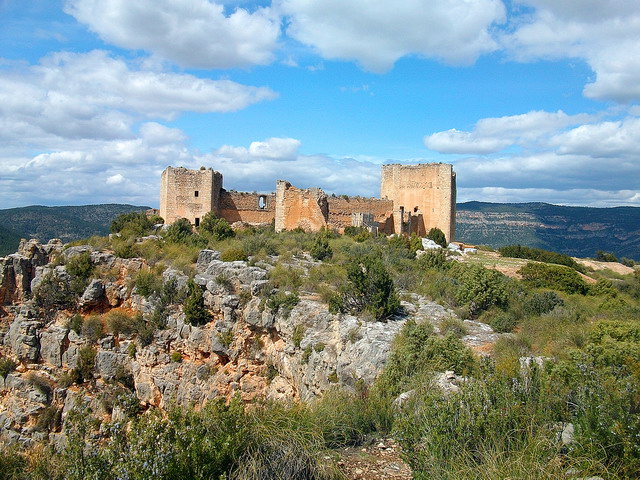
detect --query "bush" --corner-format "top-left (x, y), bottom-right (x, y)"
top-left (518, 262), bottom-right (588, 295)
top-left (80, 315), bottom-right (104, 342)
top-left (170, 351), bottom-right (182, 363)
top-left (523, 291), bottom-right (564, 316)
top-left (310, 235), bottom-right (332, 261)
top-left (426, 227), bottom-right (447, 248)
top-left (499, 244), bottom-right (585, 272)
top-left (65, 251), bottom-right (94, 281)
top-left (416, 249), bottom-right (448, 271)
top-left (595, 250), bottom-right (618, 262)
top-left (0, 357), bottom-right (18, 378)
top-left (183, 279), bottom-right (209, 326)
top-left (199, 211), bottom-right (235, 240)
top-left (450, 263), bottom-right (509, 317)
top-left (134, 270), bottom-right (163, 297)
top-left (111, 211), bottom-right (161, 236)
top-left (267, 291), bottom-right (300, 318)
top-left (104, 311), bottom-right (145, 336)
top-left (164, 218), bottom-right (207, 247)
top-left (33, 271), bottom-right (75, 310)
top-left (76, 346), bottom-right (96, 382)
top-left (220, 247), bottom-right (248, 262)
top-left (340, 255), bottom-right (400, 321)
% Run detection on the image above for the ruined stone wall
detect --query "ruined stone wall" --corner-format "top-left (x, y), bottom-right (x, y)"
top-left (326, 196), bottom-right (393, 231)
top-left (275, 181), bottom-right (329, 232)
top-left (160, 167), bottom-right (222, 225)
top-left (381, 163), bottom-right (456, 241)
top-left (218, 191), bottom-right (276, 225)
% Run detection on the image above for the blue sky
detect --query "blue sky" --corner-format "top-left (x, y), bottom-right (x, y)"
top-left (1, 0), bottom-right (639, 208)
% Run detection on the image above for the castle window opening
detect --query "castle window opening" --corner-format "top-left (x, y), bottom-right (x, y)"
top-left (258, 195), bottom-right (267, 210)
top-left (194, 190), bottom-right (199, 197)
top-left (195, 217), bottom-right (200, 227)
top-left (413, 206), bottom-right (418, 213)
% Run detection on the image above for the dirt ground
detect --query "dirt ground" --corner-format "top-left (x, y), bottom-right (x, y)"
top-left (337, 437), bottom-right (413, 480)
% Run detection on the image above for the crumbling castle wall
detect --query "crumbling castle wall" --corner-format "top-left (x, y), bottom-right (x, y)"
top-left (326, 196), bottom-right (393, 231)
top-left (275, 181), bottom-right (329, 232)
top-left (219, 191), bottom-right (275, 225)
top-left (381, 163), bottom-right (456, 241)
top-left (160, 167), bottom-right (222, 226)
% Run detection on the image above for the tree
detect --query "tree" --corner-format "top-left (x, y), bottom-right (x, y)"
top-left (340, 255), bottom-right (400, 321)
top-left (426, 227), bottom-right (447, 248)
top-left (199, 211), bottom-right (235, 241)
top-left (310, 233), bottom-right (332, 261)
top-left (183, 280), bottom-right (209, 326)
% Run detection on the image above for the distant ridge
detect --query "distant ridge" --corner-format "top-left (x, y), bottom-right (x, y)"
top-left (0, 204), bottom-right (149, 256)
top-left (456, 201), bottom-right (640, 260)
top-left (1, 202), bottom-right (638, 261)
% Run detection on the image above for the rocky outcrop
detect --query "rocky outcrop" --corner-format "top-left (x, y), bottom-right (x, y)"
top-left (0, 241), bottom-right (500, 445)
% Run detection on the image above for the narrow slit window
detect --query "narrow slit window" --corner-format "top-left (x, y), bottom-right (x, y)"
top-left (195, 217), bottom-right (200, 227)
top-left (258, 195), bottom-right (267, 210)
top-left (194, 190), bottom-right (199, 197)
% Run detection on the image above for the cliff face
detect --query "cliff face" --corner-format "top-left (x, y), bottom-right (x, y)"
top-left (0, 240), bottom-right (460, 446)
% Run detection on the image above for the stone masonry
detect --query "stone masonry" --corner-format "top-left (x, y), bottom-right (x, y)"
top-left (160, 162), bottom-right (457, 241)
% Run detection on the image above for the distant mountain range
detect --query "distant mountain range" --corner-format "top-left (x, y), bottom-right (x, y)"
top-left (456, 201), bottom-right (640, 260)
top-left (0, 202), bottom-right (638, 260)
top-left (0, 204), bottom-right (149, 256)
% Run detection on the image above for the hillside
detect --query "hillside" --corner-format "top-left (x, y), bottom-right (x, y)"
top-left (456, 201), bottom-right (640, 260)
top-left (0, 204), bottom-right (149, 256)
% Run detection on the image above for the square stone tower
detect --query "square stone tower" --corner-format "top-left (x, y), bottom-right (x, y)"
top-left (160, 166), bottom-right (223, 226)
top-left (380, 163), bottom-right (456, 242)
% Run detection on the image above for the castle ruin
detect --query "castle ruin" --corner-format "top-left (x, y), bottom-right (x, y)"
top-left (160, 163), bottom-right (456, 242)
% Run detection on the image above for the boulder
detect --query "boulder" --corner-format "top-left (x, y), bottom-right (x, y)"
top-left (80, 279), bottom-right (105, 309)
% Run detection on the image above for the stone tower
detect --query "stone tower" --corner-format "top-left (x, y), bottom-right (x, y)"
top-left (160, 166), bottom-right (223, 226)
top-left (380, 163), bottom-right (456, 242)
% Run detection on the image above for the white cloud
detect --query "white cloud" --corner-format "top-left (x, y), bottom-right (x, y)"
top-left (0, 50), bottom-right (276, 150)
top-left (424, 110), bottom-right (591, 154)
top-left (106, 173), bottom-right (125, 185)
top-left (278, 0), bottom-right (506, 72)
top-left (503, 1), bottom-right (640, 102)
top-left (64, 0), bottom-right (281, 69)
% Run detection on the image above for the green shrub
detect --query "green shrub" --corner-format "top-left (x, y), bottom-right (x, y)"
top-left (267, 291), bottom-right (300, 318)
top-left (340, 255), bottom-right (400, 321)
top-left (218, 330), bottom-right (234, 347)
top-left (523, 290), bottom-right (564, 316)
top-left (134, 270), bottom-right (162, 297)
top-left (183, 279), bottom-right (209, 326)
top-left (76, 346), bottom-right (96, 382)
top-left (58, 369), bottom-right (81, 387)
top-left (0, 357), bottom-right (18, 378)
top-left (310, 235), bottom-right (332, 261)
top-left (164, 218), bottom-right (207, 247)
top-left (170, 351), bottom-right (182, 363)
top-left (199, 211), bottom-right (235, 240)
top-left (111, 211), bottom-right (161, 236)
top-left (67, 313), bottom-right (83, 334)
top-left (35, 406), bottom-right (61, 432)
top-left (80, 315), bottom-right (104, 342)
top-left (595, 250), bottom-right (618, 262)
top-left (66, 251), bottom-right (94, 281)
top-left (518, 262), bottom-right (588, 294)
top-left (588, 278), bottom-right (618, 297)
top-left (439, 316), bottom-right (467, 337)
top-left (487, 311), bottom-right (518, 333)
top-left (499, 244), bottom-right (585, 272)
top-left (450, 263), bottom-right (508, 317)
top-left (426, 227), bottom-right (447, 248)
top-left (220, 247), bottom-right (248, 262)
top-left (417, 249), bottom-right (448, 271)
top-left (33, 271), bottom-right (75, 310)
top-left (104, 311), bottom-right (145, 336)
top-left (292, 324), bottom-right (305, 348)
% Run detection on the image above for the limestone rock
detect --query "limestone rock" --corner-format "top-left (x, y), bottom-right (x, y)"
top-left (39, 325), bottom-right (69, 367)
top-left (79, 279), bottom-right (105, 309)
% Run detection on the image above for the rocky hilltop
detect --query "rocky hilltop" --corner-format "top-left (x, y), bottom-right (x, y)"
top-left (0, 238), bottom-right (484, 446)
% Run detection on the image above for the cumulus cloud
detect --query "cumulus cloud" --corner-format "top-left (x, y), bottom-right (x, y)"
top-left (503, 0), bottom-right (640, 102)
top-left (64, 0), bottom-right (281, 69)
top-left (278, 0), bottom-right (506, 72)
top-left (0, 50), bottom-right (277, 149)
top-left (424, 110), bottom-right (591, 154)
